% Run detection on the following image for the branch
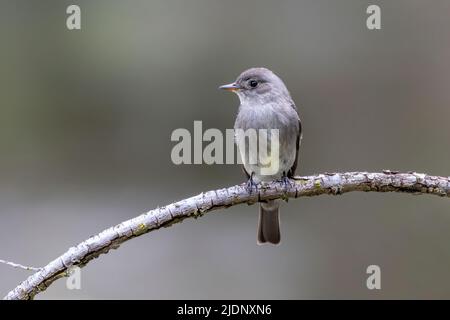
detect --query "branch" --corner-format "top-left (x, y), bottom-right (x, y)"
top-left (4, 171), bottom-right (449, 300)
top-left (0, 259), bottom-right (41, 272)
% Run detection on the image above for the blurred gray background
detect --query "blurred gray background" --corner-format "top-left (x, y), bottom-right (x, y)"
top-left (0, 0), bottom-right (449, 299)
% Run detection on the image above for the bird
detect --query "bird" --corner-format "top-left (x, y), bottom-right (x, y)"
top-left (220, 67), bottom-right (301, 245)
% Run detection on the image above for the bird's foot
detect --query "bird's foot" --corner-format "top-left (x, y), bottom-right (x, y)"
top-left (246, 172), bottom-right (258, 194)
top-left (280, 172), bottom-right (295, 190)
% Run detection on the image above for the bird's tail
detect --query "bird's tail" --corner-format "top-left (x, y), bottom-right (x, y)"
top-left (258, 200), bottom-right (280, 245)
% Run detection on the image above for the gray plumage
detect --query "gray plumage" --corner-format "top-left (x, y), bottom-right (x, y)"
top-left (220, 67), bottom-right (302, 245)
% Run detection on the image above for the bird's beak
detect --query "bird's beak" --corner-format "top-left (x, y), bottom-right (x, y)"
top-left (219, 82), bottom-right (240, 92)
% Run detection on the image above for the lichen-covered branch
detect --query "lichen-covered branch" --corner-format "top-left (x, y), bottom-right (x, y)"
top-left (4, 171), bottom-right (450, 300)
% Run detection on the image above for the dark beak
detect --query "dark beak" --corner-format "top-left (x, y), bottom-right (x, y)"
top-left (219, 82), bottom-right (240, 92)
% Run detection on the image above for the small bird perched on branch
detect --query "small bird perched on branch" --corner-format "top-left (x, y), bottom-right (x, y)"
top-left (220, 67), bottom-right (301, 245)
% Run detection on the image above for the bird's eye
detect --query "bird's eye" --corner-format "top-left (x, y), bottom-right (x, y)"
top-left (249, 80), bottom-right (258, 88)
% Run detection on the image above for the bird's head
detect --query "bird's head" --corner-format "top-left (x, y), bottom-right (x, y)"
top-left (219, 67), bottom-right (290, 104)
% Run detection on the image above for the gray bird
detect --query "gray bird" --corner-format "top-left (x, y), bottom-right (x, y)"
top-left (220, 67), bottom-right (301, 245)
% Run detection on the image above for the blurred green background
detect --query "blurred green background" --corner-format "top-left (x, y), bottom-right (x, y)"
top-left (0, 0), bottom-right (449, 299)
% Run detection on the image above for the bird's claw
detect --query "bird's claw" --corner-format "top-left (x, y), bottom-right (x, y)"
top-left (281, 173), bottom-right (295, 190)
top-left (246, 173), bottom-right (258, 194)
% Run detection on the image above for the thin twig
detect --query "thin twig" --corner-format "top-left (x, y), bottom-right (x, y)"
top-left (0, 259), bottom-right (41, 271)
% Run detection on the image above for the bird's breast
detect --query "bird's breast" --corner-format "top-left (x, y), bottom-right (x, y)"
top-left (234, 102), bottom-right (299, 181)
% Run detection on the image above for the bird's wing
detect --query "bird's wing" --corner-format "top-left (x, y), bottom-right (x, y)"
top-left (289, 104), bottom-right (302, 177)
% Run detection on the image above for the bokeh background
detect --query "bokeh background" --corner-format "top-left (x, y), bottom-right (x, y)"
top-left (0, 0), bottom-right (449, 299)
